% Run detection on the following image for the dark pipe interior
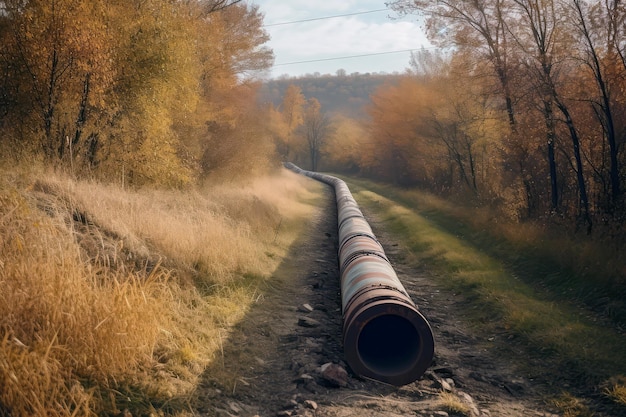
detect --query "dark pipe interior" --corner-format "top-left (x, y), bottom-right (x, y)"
top-left (357, 314), bottom-right (421, 376)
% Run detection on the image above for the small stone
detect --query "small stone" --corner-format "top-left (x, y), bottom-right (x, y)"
top-left (432, 376), bottom-right (453, 392)
top-left (295, 373), bottom-right (315, 382)
top-left (469, 371), bottom-right (486, 382)
top-left (228, 401), bottom-right (242, 414)
top-left (298, 317), bottom-right (320, 328)
top-left (304, 338), bottom-right (322, 351)
top-left (319, 362), bottom-right (348, 387)
top-left (459, 391), bottom-right (474, 401)
top-left (304, 400), bottom-right (318, 410)
top-left (214, 408), bottom-right (236, 417)
top-left (433, 367), bottom-right (455, 377)
top-left (433, 411), bottom-right (449, 416)
top-left (458, 391), bottom-right (480, 417)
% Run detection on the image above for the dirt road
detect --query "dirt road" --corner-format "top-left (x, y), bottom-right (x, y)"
top-left (194, 186), bottom-right (562, 417)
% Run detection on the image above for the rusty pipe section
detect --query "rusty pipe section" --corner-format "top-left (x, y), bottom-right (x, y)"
top-left (285, 163), bottom-right (434, 386)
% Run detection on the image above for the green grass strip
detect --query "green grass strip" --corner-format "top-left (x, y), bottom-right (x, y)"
top-left (344, 181), bottom-right (626, 386)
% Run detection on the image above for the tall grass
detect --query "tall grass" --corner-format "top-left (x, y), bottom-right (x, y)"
top-left (0, 167), bottom-right (322, 416)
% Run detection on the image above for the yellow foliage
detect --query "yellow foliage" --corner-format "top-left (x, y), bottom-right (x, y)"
top-left (322, 115), bottom-right (368, 171)
top-left (365, 69), bottom-right (509, 195)
top-left (366, 76), bottom-right (441, 184)
top-left (1, 0), bottom-right (273, 186)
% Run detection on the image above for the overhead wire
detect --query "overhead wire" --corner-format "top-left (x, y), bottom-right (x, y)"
top-left (274, 48), bottom-right (437, 67)
top-left (263, 8), bottom-right (389, 27)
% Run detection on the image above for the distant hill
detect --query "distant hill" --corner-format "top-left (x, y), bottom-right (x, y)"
top-left (258, 72), bottom-right (405, 118)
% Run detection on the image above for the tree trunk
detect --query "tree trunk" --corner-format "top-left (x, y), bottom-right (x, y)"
top-left (543, 98), bottom-right (559, 211)
top-left (555, 97), bottom-right (592, 233)
top-left (465, 138), bottom-right (478, 193)
top-left (72, 72), bottom-right (91, 151)
top-left (573, 0), bottom-right (621, 207)
top-left (46, 48), bottom-right (59, 158)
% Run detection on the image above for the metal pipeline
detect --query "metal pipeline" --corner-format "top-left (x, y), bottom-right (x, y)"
top-left (285, 163), bottom-right (434, 386)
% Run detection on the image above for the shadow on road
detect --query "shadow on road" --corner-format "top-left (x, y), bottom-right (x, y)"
top-left (193, 185), bottom-right (369, 416)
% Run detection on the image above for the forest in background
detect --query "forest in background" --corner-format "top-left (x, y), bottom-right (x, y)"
top-left (4, 0), bottom-right (626, 239)
top-left (259, 72), bottom-right (403, 118)
top-left (380, 0), bottom-right (626, 238)
top-left (266, 0), bottom-right (626, 241)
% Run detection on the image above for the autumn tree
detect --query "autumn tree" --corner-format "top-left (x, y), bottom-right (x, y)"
top-left (96, 0), bottom-right (202, 186)
top-left (366, 76), bottom-right (436, 186)
top-left (0, 0), bottom-right (274, 185)
top-left (189, 1), bottom-right (274, 180)
top-left (322, 115), bottom-right (368, 173)
top-left (508, 0), bottom-right (567, 213)
top-left (1, 0), bottom-right (114, 167)
top-left (506, 0), bottom-right (593, 230)
top-left (389, 0), bottom-right (626, 229)
top-left (389, 0), bottom-right (518, 127)
top-left (567, 0), bottom-right (624, 212)
top-left (387, 0), bottom-right (548, 215)
top-left (302, 98), bottom-right (331, 172)
top-left (275, 84), bottom-right (306, 159)
top-left (200, 81), bottom-right (277, 181)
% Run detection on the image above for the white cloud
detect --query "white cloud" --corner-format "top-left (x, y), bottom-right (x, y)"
top-left (251, 0), bottom-right (432, 77)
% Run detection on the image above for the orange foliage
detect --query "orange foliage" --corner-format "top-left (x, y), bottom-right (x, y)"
top-left (365, 77), bottom-right (437, 185)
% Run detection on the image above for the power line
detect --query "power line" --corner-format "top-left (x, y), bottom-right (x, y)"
top-left (264, 9), bottom-right (389, 27)
top-left (274, 48), bottom-right (436, 67)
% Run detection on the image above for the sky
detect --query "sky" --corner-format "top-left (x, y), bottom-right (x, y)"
top-left (251, 0), bottom-right (432, 78)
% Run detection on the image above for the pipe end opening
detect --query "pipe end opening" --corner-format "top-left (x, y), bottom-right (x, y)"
top-left (357, 314), bottom-right (422, 376)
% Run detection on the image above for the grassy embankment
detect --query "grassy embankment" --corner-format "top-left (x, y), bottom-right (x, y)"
top-left (0, 166), bottom-right (323, 416)
top-left (342, 176), bottom-right (626, 416)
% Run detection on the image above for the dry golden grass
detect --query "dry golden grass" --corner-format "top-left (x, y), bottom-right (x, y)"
top-left (551, 392), bottom-right (594, 417)
top-left (0, 167), bottom-right (322, 416)
top-left (437, 392), bottom-right (471, 416)
top-left (604, 376), bottom-right (626, 407)
top-left (39, 169), bottom-right (319, 286)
